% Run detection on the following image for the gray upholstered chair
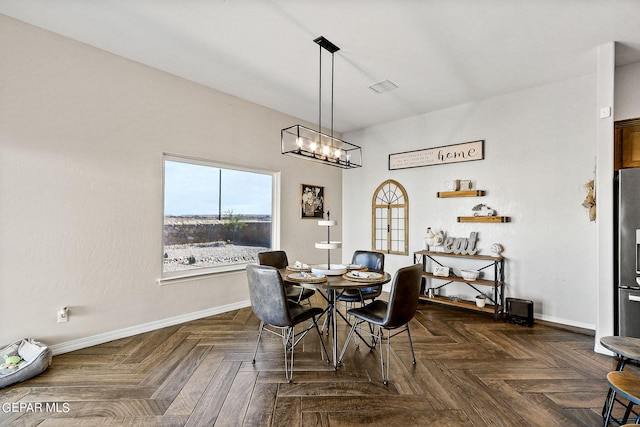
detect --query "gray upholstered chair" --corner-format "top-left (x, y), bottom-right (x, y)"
top-left (258, 250), bottom-right (316, 305)
top-left (338, 264), bottom-right (422, 385)
top-left (337, 250), bottom-right (385, 305)
top-left (247, 264), bottom-right (328, 382)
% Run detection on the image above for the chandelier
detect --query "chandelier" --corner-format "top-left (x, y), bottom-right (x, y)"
top-left (281, 36), bottom-right (362, 169)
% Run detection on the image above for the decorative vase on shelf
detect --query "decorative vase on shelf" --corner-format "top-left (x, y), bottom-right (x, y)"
top-left (475, 295), bottom-right (486, 308)
top-left (424, 227), bottom-right (445, 251)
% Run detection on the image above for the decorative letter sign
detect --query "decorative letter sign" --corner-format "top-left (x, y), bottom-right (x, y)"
top-left (442, 232), bottom-right (478, 255)
top-left (388, 140), bottom-right (484, 170)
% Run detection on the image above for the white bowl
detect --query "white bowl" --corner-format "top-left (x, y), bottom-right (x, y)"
top-left (460, 270), bottom-right (480, 281)
top-left (311, 264), bottom-right (347, 276)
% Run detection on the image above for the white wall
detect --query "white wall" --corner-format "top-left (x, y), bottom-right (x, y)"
top-left (615, 61), bottom-right (640, 121)
top-left (594, 42), bottom-right (616, 351)
top-left (344, 74), bottom-right (598, 329)
top-left (0, 15), bottom-right (342, 350)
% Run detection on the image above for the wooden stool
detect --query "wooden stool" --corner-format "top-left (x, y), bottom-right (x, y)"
top-left (603, 371), bottom-right (640, 426)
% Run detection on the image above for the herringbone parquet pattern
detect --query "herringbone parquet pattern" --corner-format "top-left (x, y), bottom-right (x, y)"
top-left (0, 299), bottom-right (626, 426)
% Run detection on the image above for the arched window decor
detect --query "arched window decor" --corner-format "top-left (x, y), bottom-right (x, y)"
top-left (371, 179), bottom-right (408, 255)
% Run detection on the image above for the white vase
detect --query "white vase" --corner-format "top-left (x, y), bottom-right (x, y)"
top-left (475, 297), bottom-right (486, 308)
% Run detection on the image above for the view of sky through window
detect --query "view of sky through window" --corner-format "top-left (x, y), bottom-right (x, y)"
top-left (164, 160), bottom-right (272, 216)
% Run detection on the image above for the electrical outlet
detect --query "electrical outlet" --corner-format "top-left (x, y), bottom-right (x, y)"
top-left (57, 307), bottom-right (68, 323)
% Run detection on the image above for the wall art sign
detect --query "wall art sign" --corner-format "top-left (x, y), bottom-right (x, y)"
top-left (388, 140), bottom-right (484, 170)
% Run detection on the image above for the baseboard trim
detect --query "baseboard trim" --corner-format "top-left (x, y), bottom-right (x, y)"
top-left (535, 314), bottom-right (595, 335)
top-left (534, 318), bottom-right (595, 336)
top-left (49, 300), bottom-right (251, 356)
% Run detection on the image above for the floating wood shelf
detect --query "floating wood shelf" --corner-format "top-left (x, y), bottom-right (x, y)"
top-left (437, 190), bottom-right (485, 198)
top-left (457, 216), bottom-right (511, 223)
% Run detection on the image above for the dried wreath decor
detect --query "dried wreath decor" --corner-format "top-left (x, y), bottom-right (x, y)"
top-left (582, 180), bottom-right (596, 222)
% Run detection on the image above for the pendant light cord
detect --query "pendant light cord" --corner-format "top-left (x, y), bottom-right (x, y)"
top-left (318, 42), bottom-right (336, 138)
top-left (331, 51), bottom-right (335, 138)
top-left (318, 43), bottom-right (322, 134)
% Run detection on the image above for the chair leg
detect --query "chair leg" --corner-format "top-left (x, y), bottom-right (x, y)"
top-left (405, 324), bottom-right (416, 365)
top-left (338, 318), bottom-right (361, 364)
top-left (622, 402), bottom-right (635, 424)
top-left (377, 327), bottom-right (391, 386)
top-left (321, 307), bottom-right (331, 336)
top-left (312, 315), bottom-right (330, 364)
top-left (603, 388), bottom-right (617, 427)
top-left (252, 321), bottom-right (264, 364)
top-left (296, 289), bottom-right (311, 306)
top-left (283, 326), bottom-right (295, 383)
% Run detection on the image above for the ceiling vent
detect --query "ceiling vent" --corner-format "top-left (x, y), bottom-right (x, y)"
top-left (369, 79), bottom-right (398, 94)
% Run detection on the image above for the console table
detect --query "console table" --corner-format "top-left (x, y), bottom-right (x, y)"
top-left (414, 250), bottom-right (505, 320)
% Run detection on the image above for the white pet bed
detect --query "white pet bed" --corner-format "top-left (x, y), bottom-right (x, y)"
top-left (0, 339), bottom-right (52, 389)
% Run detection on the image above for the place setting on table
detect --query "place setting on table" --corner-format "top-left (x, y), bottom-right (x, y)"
top-left (283, 261), bottom-right (377, 284)
top-left (282, 260), bottom-right (391, 369)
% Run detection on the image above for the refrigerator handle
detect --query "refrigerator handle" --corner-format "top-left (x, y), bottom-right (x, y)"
top-left (630, 295), bottom-right (640, 303)
top-left (636, 229), bottom-right (640, 274)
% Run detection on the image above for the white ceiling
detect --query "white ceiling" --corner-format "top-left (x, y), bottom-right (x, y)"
top-left (2, 0), bottom-right (640, 133)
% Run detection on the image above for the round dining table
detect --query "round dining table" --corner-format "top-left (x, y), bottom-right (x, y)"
top-left (284, 270), bottom-right (391, 369)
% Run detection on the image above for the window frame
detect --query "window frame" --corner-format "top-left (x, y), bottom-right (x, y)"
top-left (371, 179), bottom-right (409, 255)
top-left (160, 154), bottom-right (280, 284)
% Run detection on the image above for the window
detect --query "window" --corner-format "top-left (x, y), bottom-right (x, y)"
top-left (371, 179), bottom-right (408, 255)
top-left (162, 155), bottom-right (276, 279)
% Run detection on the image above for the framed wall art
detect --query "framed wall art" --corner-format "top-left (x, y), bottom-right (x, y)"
top-left (301, 184), bottom-right (324, 218)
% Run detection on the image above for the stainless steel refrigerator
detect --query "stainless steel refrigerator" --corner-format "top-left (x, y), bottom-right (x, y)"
top-left (616, 168), bottom-right (640, 337)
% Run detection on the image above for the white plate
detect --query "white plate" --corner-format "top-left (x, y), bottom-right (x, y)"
top-left (346, 271), bottom-right (383, 280)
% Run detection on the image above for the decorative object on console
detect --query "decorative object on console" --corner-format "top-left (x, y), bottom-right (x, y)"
top-left (442, 231), bottom-right (479, 255)
top-left (433, 266), bottom-right (450, 277)
top-left (461, 269), bottom-right (480, 281)
top-left (472, 203), bottom-right (496, 216)
top-left (424, 227), bottom-right (444, 251)
top-left (490, 243), bottom-right (504, 255)
top-left (459, 180), bottom-right (472, 191)
top-left (281, 36), bottom-right (362, 169)
top-left (444, 180), bottom-right (459, 191)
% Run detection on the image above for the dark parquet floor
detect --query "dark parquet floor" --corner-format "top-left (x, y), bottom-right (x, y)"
top-left (0, 297), bottom-right (629, 426)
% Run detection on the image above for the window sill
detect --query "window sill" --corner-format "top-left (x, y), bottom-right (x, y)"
top-left (158, 264), bottom-right (247, 286)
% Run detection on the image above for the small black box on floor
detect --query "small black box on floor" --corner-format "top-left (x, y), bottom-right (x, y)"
top-left (505, 297), bottom-right (534, 327)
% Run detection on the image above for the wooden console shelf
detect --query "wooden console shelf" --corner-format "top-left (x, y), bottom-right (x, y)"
top-left (414, 250), bottom-right (505, 320)
top-left (457, 216), bottom-right (511, 223)
top-left (421, 296), bottom-right (496, 314)
top-left (421, 272), bottom-right (496, 287)
top-left (437, 190), bottom-right (485, 198)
